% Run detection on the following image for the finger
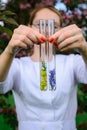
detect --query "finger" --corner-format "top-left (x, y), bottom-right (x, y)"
top-left (19, 28), bottom-right (47, 44)
top-left (24, 37), bottom-right (34, 46)
top-left (34, 30), bottom-right (47, 43)
top-left (58, 34), bottom-right (81, 50)
top-left (14, 25), bottom-right (47, 44)
top-left (48, 27), bottom-right (70, 43)
top-left (14, 25), bottom-right (38, 43)
top-left (27, 33), bottom-right (39, 44)
top-left (60, 41), bottom-right (79, 52)
top-left (27, 32), bottom-right (46, 45)
top-left (49, 24), bottom-right (80, 44)
top-left (12, 33), bottom-right (34, 48)
top-left (57, 30), bottom-right (72, 43)
top-left (14, 25), bottom-right (30, 34)
top-left (17, 34), bottom-right (34, 46)
top-left (14, 39), bottom-right (28, 49)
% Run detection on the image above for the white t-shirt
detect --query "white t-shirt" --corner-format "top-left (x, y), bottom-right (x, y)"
top-left (0, 54), bottom-right (87, 130)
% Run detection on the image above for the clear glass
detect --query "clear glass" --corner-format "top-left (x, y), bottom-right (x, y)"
top-left (39, 19), bottom-right (56, 91)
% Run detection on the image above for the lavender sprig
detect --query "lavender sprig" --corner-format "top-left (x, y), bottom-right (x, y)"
top-left (49, 69), bottom-right (56, 90)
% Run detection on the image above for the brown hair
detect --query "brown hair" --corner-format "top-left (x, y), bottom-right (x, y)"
top-left (29, 5), bottom-right (63, 26)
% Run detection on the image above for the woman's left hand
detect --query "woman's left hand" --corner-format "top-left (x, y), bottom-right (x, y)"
top-left (49, 24), bottom-right (87, 52)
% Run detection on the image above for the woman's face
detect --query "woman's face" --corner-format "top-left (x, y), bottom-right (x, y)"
top-left (31, 8), bottom-right (60, 58)
top-left (32, 8), bottom-right (61, 32)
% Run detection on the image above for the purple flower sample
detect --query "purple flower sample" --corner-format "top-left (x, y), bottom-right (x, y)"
top-left (49, 69), bottom-right (56, 90)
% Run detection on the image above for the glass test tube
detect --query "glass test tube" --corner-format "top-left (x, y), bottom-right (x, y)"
top-left (39, 19), bottom-right (56, 91)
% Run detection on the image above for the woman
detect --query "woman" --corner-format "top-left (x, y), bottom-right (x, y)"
top-left (0, 5), bottom-right (87, 130)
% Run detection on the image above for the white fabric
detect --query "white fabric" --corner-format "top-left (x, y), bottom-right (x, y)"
top-left (18, 120), bottom-right (76, 130)
top-left (0, 54), bottom-right (87, 130)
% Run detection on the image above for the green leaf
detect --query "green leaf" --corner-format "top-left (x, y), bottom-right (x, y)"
top-left (1, 17), bottom-right (19, 26)
top-left (0, 11), bottom-right (16, 16)
top-left (0, 5), bottom-right (4, 9)
top-left (0, 26), bottom-right (12, 36)
top-left (76, 112), bottom-right (87, 125)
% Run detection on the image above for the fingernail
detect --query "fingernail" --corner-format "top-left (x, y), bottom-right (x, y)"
top-left (49, 37), bottom-right (54, 42)
top-left (37, 42), bottom-right (41, 45)
top-left (54, 43), bottom-right (58, 49)
top-left (40, 36), bottom-right (46, 42)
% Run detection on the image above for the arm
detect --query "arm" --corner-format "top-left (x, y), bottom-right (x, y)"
top-left (0, 48), bottom-right (14, 81)
top-left (79, 40), bottom-right (87, 65)
top-left (0, 25), bottom-right (46, 82)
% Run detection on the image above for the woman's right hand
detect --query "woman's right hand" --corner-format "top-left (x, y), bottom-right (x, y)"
top-left (5, 25), bottom-right (46, 55)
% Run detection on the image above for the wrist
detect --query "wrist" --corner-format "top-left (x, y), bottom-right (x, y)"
top-left (4, 46), bottom-right (15, 57)
top-left (79, 41), bottom-right (87, 54)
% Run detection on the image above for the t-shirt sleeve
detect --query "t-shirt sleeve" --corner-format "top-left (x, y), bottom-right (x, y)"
top-left (0, 58), bottom-right (20, 94)
top-left (73, 54), bottom-right (87, 84)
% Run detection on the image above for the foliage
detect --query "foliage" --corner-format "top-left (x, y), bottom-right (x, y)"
top-left (61, 0), bottom-right (87, 40)
top-left (0, 91), bottom-right (18, 130)
top-left (0, 4), bottom-right (18, 130)
top-left (0, 0), bottom-right (87, 130)
top-left (0, 5), bottom-right (18, 53)
top-left (76, 84), bottom-right (87, 129)
top-left (6, 0), bottom-right (57, 25)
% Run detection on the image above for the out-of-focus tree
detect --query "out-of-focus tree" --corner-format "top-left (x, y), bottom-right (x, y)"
top-left (61, 0), bottom-right (87, 40)
top-left (0, 4), bottom-right (18, 53)
top-left (6, 0), bottom-right (57, 25)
